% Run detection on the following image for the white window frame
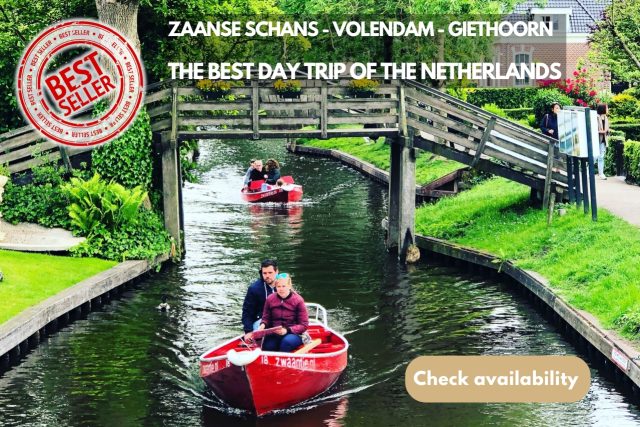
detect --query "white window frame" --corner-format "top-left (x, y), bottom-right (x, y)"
top-left (514, 52), bottom-right (531, 86)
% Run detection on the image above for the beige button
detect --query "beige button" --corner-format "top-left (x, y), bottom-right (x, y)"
top-left (406, 356), bottom-right (590, 402)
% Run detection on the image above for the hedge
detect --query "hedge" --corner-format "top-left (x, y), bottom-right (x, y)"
top-left (503, 108), bottom-right (533, 120)
top-left (464, 87), bottom-right (540, 109)
top-left (604, 136), bottom-right (625, 176)
top-left (623, 140), bottom-right (640, 184)
top-left (611, 122), bottom-right (640, 143)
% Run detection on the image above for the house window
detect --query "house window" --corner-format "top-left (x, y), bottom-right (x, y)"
top-left (541, 15), bottom-right (559, 31)
top-left (514, 53), bottom-right (531, 86)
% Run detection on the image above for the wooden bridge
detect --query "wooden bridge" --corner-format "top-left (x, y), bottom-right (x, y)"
top-left (0, 78), bottom-right (566, 259)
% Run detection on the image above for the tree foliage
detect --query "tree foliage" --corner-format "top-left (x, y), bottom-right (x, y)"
top-left (589, 0), bottom-right (640, 82)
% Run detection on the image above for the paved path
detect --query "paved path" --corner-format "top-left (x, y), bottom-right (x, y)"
top-left (0, 219), bottom-right (85, 251)
top-left (595, 176), bottom-right (640, 227)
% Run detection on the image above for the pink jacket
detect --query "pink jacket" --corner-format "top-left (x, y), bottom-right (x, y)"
top-left (261, 291), bottom-right (309, 335)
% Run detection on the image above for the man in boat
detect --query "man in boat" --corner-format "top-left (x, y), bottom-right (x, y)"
top-left (242, 259), bottom-right (278, 341)
top-left (243, 159), bottom-right (266, 191)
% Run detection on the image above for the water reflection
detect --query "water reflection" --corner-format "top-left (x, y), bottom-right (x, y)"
top-left (1, 138), bottom-right (640, 426)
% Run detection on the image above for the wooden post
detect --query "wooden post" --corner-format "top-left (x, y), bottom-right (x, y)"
top-left (542, 142), bottom-right (555, 214)
top-left (387, 136), bottom-right (401, 249)
top-left (472, 118), bottom-right (495, 168)
top-left (59, 147), bottom-right (72, 171)
top-left (320, 81), bottom-right (328, 139)
top-left (386, 84), bottom-right (416, 260)
top-left (252, 79), bottom-right (259, 140)
top-left (161, 83), bottom-right (181, 253)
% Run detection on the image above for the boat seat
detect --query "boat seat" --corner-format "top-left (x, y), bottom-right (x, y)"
top-left (294, 338), bottom-right (322, 354)
top-left (310, 344), bottom-right (343, 354)
top-left (280, 176), bottom-right (294, 184)
top-left (249, 180), bottom-right (265, 191)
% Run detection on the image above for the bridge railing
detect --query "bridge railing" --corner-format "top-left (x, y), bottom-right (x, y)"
top-left (403, 80), bottom-right (567, 199)
top-left (152, 79), bottom-right (401, 142)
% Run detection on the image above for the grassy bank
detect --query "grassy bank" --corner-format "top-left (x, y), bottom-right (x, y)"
top-left (0, 250), bottom-right (116, 325)
top-left (416, 177), bottom-right (640, 341)
top-left (297, 134), bottom-right (464, 186)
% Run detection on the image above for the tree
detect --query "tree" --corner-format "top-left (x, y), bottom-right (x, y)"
top-left (589, 0), bottom-right (640, 82)
top-left (95, 0), bottom-right (140, 52)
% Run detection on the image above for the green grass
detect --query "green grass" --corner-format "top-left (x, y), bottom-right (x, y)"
top-left (0, 250), bottom-right (116, 325)
top-left (298, 127), bottom-right (464, 185)
top-left (416, 177), bottom-right (640, 341)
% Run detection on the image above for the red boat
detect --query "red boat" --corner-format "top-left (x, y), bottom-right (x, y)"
top-left (241, 175), bottom-right (303, 203)
top-left (199, 304), bottom-right (348, 416)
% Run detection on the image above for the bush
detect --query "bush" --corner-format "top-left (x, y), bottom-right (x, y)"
top-left (0, 164), bottom-right (70, 228)
top-left (91, 107), bottom-right (153, 190)
top-left (62, 173), bottom-right (171, 261)
top-left (69, 209), bottom-right (172, 261)
top-left (623, 140), bottom-right (640, 184)
top-left (465, 87), bottom-right (539, 108)
top-left (611, 122), bottom-right (640, 142)
top-left (526, 114), bottom-right (537, 128)
top-left (610, 94), bottom-right (639, 118)
top-left (532, 88), bottom-right (574, 122)
top-left (503, 108), bottom-right (533, 120)
top-left (481, 103), bottom-right (507, 118)
top-left (62, 173), bottom-right (147, 235)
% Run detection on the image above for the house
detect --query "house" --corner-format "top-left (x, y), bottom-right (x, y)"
top-left (483, 0), bottom-right (611, 89)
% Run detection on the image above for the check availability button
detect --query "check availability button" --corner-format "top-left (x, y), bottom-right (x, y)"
top-left (405, 356), bottom-right (590, 402)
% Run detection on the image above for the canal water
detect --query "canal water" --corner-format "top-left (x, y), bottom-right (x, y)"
top-left (1, 139), bottom-right (639, 427)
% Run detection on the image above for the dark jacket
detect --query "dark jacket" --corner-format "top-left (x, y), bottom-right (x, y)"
top-left (540, 113), bottom-right (559, 140)
top-left (243, 167), bottom-right (266, 186)
top-left (261, 291), bottom-right (308, 335)
top-left (241, 279), bottom-right (275, 333)
top-left (265, 168), bottom-right (281, 184)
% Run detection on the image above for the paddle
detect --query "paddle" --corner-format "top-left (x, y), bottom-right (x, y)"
top-left (250, 326), bottom-right (283, 340)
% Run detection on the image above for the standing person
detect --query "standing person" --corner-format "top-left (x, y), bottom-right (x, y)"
top-left (242, 259), bottom-right (278, 341)
top-left (243, 159), bottom-right (265, 191)
top-left (264, 159), bottom-right (281, 185)
top-left (597, 103), bottom-right (610, 180)
top-left (540, 102), bottom-right (561, 140)
top-left (258, 273), bottom-right (309, 352)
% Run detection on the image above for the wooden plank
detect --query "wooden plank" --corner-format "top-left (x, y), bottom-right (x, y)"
top-left (410, 118), bottom-right (567, 184)
top-left (406, 104), bottom-right (484, 140)
top-left (321, 82), bottom-right (328, 139)
top-left (252, 80), bottom-right (259, 139)
top-left (328, 114), bottom-right (398, 125)
top-left (261, 102), bottom-right (319, 111)
top-left (0, 131), bottom-right (43, 152)
top-left (176, 128), bottom-right (398, 141)
top-left (148, 103), bottom-right (172, 119)
top-left (259, 87), bottom-right (322, 96)
top-left (144, 88), bottom-right (172, 104)
top-left (327, 86), bottom-right (398, 95)
top-left (493, 122), bottom-right (552, 152)
top-left (170, 84), bottom-right (178, 142)
top-left (472, 118), bottom-right (496, 167)
top-left (404, 87), bottom-right (486, 127)
top-left (8, 151), bottom-right (61, 174)
top-left (0, 140), bottom-right (57, 165)
top-left (488, 134), bottom-right (549, 165)
top-left (180, 117), bottom-right (252, 126)
top-left (178, 101), bottom-right (252, 111)
top-left (179, 87), bottom-right (252, 97)
top-left (0, 125), bottom-right (33, 141)
top-left (260, 117), bottom-right (318, 125)
top-left (407, 117), bottom-right (477, 151)
top-left (294, 338), bottom-right (322, 354)
top-left (328, 100), bottom-right (397, 110)
top-left (413, 137), bottom-right (546, 191)
top-left (151, 118), bottom-right (172, 132)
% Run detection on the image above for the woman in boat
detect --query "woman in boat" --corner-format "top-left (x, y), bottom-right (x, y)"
top-left (258, 273), bottom-right (308, 352)
top-left (264, 159), bottom-right (281, 185)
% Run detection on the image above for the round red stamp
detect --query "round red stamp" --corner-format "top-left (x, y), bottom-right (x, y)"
top-left (16, 19), bottom-right (145, 147)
